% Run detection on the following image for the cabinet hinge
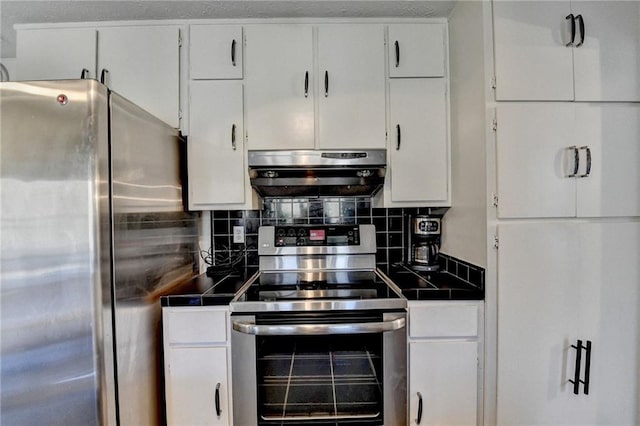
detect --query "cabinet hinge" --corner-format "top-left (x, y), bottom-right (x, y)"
top-left (491, 118), bottom-right (498, 132)
top-left (493, 235), bottom-right (499, 250)
top-left (490, 76), bottom-right (497, 90)
top-left (492, 193), bottom-right (499, 208)
top-left (178, 109), bottom-right (183, 120)
top-left (178, 30), bottom-right (183, 48)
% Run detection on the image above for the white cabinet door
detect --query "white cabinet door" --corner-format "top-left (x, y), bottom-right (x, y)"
top-left (188, 81), bottom-right (245, 209)
top-left (190, 25), bottom-right (243, 79)
top-left (389, 79), bottom-right (448, 203)
top-left (572, 1), bottom-right (640, 102)
top-left (409, 341), bottom-right (478, 426)
top-left (317, 24), bottom-right (386, 149)
top-left (575, 103), bottom-right (640, 217)
top-left (496, 103), bottom-right (576, 218)
top-left (98, 26), bottom-right (180, 127)
top-left (245, 25), bottom-right (314, 150)
top-left (498, 221), bottom-right (640, 425)
top-left (497, 222), bottom-right (590, 425)
top-left (492, 0), bottom-right (574, 101)
top-left (16, 28), bottom-right (97, 80)
top-left (388, 24), bottom-right (445, 78)
top-left (166, 346), bottom-right (230, 426)
top-left (577, 222), bottom-right (640, 425)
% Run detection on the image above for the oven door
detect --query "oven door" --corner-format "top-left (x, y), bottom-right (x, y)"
top-left (231, 311), bottom-right (406, 426)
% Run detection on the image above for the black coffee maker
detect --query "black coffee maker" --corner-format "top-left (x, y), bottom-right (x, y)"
top-left (406, 215), bottom-right (441, 272)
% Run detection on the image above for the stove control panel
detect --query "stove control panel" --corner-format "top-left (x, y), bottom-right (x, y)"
top-left (274, 225), bottom-right (360, 247)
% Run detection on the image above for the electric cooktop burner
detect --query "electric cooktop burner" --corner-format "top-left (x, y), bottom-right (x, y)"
top-left (230, 225), bottom-right (407, 312)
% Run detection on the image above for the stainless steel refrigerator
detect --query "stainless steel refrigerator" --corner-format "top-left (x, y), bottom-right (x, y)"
top-left (0, 80), bottom-right (198, 425)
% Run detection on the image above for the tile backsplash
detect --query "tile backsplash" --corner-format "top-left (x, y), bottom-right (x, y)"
top-left (209, 197), bottom-right (448, 269)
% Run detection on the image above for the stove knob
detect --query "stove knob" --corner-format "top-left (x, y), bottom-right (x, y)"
top-left (297, 228), bottom-right (307, 237)
top-left (277, 228), bottom-right (285, 237)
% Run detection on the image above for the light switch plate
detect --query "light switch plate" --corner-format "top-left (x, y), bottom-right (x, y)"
top-left (233, 226), bottom-right (245, 243)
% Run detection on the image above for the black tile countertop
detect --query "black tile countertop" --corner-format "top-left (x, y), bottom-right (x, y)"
top-left (160, 268), bottom-right (257, 307)
top-left (161, 262), bottom-right (484, 307)
top-left (386, 264), bottom-right (484, 301)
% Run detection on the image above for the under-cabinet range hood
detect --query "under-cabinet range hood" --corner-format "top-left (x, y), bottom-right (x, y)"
top-left (248, 149), bottom-right (386, 198)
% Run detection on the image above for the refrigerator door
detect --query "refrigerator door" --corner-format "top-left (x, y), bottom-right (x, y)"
top-left (0, 80), bottom-right (112, 425)
top-left (109, 92), bottom-right (197, 425)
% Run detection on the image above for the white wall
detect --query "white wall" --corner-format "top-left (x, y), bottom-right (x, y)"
top-left (441, 1), bottom-right (487, 268)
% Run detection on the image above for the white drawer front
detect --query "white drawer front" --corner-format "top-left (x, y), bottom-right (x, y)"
top-left (165, 308), bottom-right (228, 344)
top-left (409, 303), bottom-right (479, 338)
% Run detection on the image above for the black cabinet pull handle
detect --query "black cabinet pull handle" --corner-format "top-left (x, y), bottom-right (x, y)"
top-left (416, 391), bottom-right (423, 424)
top-left (395, 40), bottom-right (400, 67)
top-left (575, 15), bottom-right (585, 47)
top-left (570, 339), bottom-right (583, 395)
top-left (566, 14), bottom-right (576, 46)
top-left (304, 71), bottom-right (309, 98)
top-left (568, 146), bottom-right (580, 177)
top-left (231, 124), bottom-right (237, 151)
top-left (579, 146), bottom-right (591, 178)
top-left (231, 39), bottom-right (237, 66)
top-left (100, 69), bottom-right (109, 84)
top-left (324, 71), bottom-right (329, 97)
top-left (582, 340), bottom-right (592, 395)
top-left (396, 124), bottom-right (401, 150)
top-left (80, 68), bottom-right (90, 79)
top-left (214, 382), bottom-right (221, 417)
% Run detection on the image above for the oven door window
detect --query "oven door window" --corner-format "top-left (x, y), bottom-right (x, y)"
top-left (256, 333), bottom-right (383, 425)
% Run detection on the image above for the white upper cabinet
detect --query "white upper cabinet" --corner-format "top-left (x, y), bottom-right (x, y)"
top-left (317, 24), bottom-right (386, 149)
top-left (244, 24), bottom-right (386, 150)
top-left (388, 78), bottom-right (448, 204)
top-left (16, 25), bottom-right (181, 127)
top-left (388, 24), bottom-right (446, 78)
top-left (98, 26), bottom-right (181, 128)
top-left (190, 25), bottom-right (243, 79)
top-left (496, 103), bottom-right (640, 218)
top-left (16, 28), bottom-right (97, 80)
top-left (492, 0), bottom-right (640, 102)
top-left (574, 103), bottom-right (640, 217)
top-left (244, 25), bottom-right (314, 150)
top-left (188, 81), bottom-right (246, 210)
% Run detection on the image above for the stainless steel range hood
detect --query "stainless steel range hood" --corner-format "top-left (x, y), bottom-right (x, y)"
top-left (248, 150), bottom-right (386, 198)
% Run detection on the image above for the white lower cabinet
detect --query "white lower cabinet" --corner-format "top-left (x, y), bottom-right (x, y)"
top-left (163, 307), bottom-right (232, 426)
top-left (408, 302), bottom-right (481, 425)
top-left (497, 221), bottom-right (640, 425)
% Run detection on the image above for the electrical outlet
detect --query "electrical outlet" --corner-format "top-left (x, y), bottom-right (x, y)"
top-left (233, 226), bottom-right (245, 244)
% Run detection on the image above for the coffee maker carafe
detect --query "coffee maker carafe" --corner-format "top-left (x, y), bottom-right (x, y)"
top-left (406, 215), bottom-right (441, 272)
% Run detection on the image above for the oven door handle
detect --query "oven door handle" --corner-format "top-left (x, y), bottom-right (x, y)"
top-left (232, 317), bottom-right (406, 336)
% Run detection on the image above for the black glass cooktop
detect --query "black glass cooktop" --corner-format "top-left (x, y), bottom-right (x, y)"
top-left (237, 270), bottom-right (402, 303)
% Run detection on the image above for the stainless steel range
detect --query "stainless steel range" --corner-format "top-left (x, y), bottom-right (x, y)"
top-left (230, 224), bottom-right (407, 426)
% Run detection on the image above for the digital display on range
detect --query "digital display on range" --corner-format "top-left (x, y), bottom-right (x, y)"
top-left (309, 230), bottom-right (325, 241)
top-left (274, 225), bottom-right (360, 247)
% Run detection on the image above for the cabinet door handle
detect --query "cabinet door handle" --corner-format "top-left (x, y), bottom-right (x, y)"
top-left (567, 146), bottom-right (580, 177)
top-left (324, 71), bottom-right (329, 97)
top-left (100, 69), bottom-right (109, 85)
top-left (396, 124), bottom-right (401, 150)
top-left (231, 124), bottom-right (237, 151)
top-left (416, 391), bottom-right (423, 424)
top-left (575, 15), bottom-right (585, 47)
top-left (570, 339), bottom-right (583, 395)
top-left (304, 71), bottom-right (309, 98)
top-left (582, 340), bottom-right (592, 395)
top-left (566, 14), bottom-right (576, 46)
top-left (80, 68), bottom-right (90, 79)
top-left (231, 39), bottom-right (237, 66)
top-left (214, 382), bottom-right (221, 417)
top-left (579, 146), bottom-right (591, 177)
top-left (395, 40), bottom-right (400, 67)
